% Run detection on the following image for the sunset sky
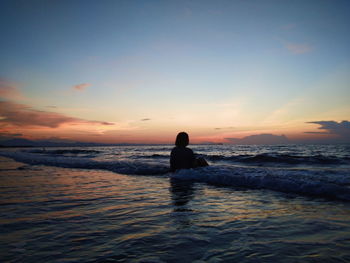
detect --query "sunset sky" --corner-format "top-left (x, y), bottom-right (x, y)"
top-left (1, 0), bottom-right (349, 144)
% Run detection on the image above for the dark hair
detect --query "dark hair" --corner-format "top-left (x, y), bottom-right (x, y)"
top-left (175, 132), bottom-right (189, 147)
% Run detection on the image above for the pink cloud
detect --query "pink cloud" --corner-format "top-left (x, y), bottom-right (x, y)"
top-left (0, 101), bottom-right (114, 128)
top-left (73, 83), bottom-right (91, 91)
top-left (0, 79), bottom-right (23, 100)
top-left (285, 43), bottom-right (312, 54)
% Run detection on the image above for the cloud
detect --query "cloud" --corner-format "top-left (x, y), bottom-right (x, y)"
top-left (215, 126), bottom-right (234, 130)
top-left (225, 134), bottom-right (289, 145)
top-left (0, 101), bottom-right (114, 128)
top-left (0, 79), bottom-right (24, 100)
top-left (0, 132), bottom-right (23, 141)
top-left (285, 43), bottom-right (312, 54)
top-left (141, 118), bottom-right (151, 121)
top-left (306, 121), bottom-right (350, 139)
top-left (73, 83), bottom-right (91, 91)
top-left (99, 121), bottom-right (115, 125)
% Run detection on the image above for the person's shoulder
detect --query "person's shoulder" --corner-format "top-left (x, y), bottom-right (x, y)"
top-left (185, 147), bottom-right (194, 154)
top-left (171, 146), bottom-right (179, 154)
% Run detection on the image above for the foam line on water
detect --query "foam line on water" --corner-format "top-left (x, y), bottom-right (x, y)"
top-left (1, 150), bottom-right (350, 201)
top-left (172, 166), bottom-right (350, 201)
top-left (0, 151), bottom-right (169, 175)
top-left (204, 153), bottom-right (350, 165)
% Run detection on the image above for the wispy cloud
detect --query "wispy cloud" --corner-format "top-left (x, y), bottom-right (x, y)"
top-left (285, 43), bottom-right (312, 54)
top-left (0, 101), bottom-right (114, 128)
top-left (214, 126), bottom-right (234, 130)
top-left (73, 83), bottom-right (91, 91)
top-left (0, 79), bottom-right (24, 100)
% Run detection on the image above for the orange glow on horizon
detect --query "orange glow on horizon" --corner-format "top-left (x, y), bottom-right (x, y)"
top-left (0, 123), bottom-right (340, 144)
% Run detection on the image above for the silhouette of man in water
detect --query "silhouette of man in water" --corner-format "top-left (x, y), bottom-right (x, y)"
top-left (170, 132), bottom-right (208, 172)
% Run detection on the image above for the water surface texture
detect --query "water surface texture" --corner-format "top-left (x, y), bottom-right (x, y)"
top-left (1, 144), bottom-right (350, 262)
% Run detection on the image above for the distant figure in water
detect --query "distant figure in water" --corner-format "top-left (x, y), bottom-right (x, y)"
top-left (170, 132), bottom-right (208, 172)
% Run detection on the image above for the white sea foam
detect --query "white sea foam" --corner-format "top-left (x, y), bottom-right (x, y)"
top-left (0, 151), bottom-right (169, 175)
top-left (1, 149), bottom-right (350, 201)
top-left (172, 166), bottom-right (350, 201)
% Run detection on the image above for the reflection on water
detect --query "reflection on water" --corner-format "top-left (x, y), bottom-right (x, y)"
top-left (169, 178), bottom-right (197, 229)
top-left (1, 156), bottom-right (350, 263)
top-left (170, 178), bottom-right (195, 208)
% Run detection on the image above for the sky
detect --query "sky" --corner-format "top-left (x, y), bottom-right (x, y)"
top-left (0, 0), bottom-right (349, 144)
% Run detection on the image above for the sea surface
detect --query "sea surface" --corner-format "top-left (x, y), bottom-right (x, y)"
top-left (0, 144), bottom-right (350, 262)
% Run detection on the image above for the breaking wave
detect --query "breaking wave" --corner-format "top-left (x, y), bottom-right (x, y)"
top-left (205, 153), bottom-right (350, 165)
top-left (172, 166), bottom-right (350, 201)
top-left (0, 151), bottom-right (169, 175)
top-left (25, 148), bottom-right (101, 156)
top-left (1, 150), bottom-right (350, 201)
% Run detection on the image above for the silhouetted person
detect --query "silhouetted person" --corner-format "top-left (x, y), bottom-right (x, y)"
top-left (170, 132), bottom-right (208, 172)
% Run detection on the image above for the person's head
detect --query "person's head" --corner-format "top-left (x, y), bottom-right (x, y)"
top-left (175, 132), bottom-right (189, 147)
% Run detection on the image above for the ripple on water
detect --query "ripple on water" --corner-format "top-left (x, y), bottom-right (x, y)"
top-left (0, 158), bottom-right (350, 262)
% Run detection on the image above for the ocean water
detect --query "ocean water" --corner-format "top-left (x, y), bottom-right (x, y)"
top-left (0, 144), bottom-right (350, 262)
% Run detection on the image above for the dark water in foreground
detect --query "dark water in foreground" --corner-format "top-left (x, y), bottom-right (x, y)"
top-left (0, 145), bottom-right (350, 262)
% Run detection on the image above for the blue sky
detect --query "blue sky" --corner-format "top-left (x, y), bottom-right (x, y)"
top-left (0, 0), bottom-right (349, 143)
